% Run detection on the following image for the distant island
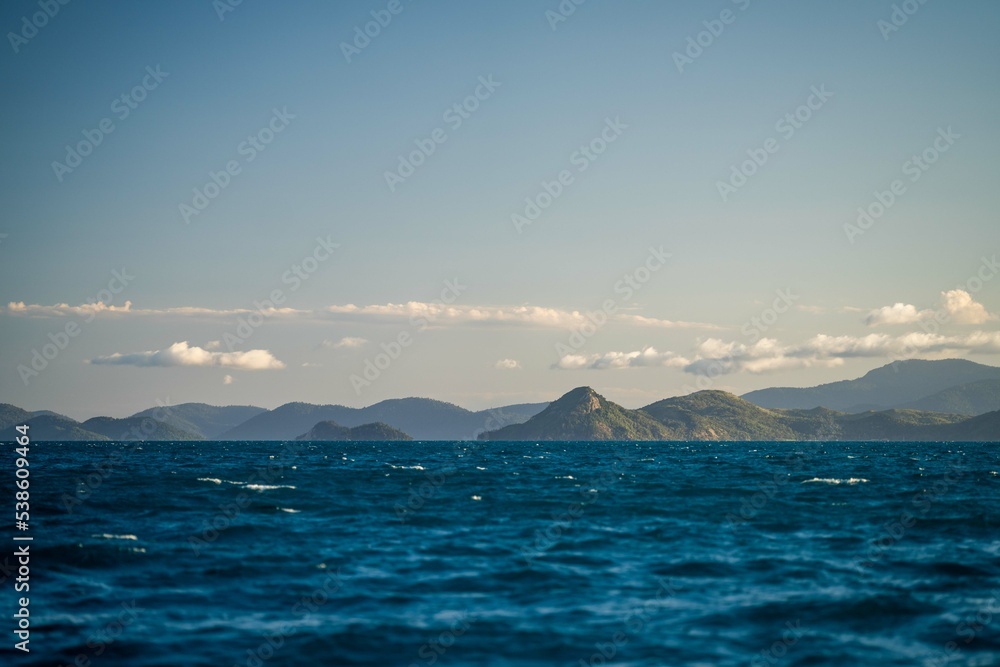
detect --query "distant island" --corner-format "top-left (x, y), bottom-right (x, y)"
top-left (2, 359), bottom-right (999, 442)
top-left (297, 421), bottom-right (413, 442)
top-left (477, 386), bottom-right (998, 442)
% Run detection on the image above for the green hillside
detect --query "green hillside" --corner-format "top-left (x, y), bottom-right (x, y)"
top-left (0, 415), bottom-right (109, 442)
top-left (82, 417), bottom-right (204, 441)
top-left (641, 391), bottom-right (798, 440)
top-left (479, 387), bottom-right (676, 441)
top-left (297, 420), bottom-right (413, 441)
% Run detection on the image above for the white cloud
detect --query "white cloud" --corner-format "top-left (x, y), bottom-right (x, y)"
top-left (223, 374), bottom-right (234, 385)
top-left (5, 299), bottom-right (723, 331)
top-left (555, 331), bottom-right (1000, 376)
top-left (800, 333), bottom-right (897, 358)
top-left (4, 301), bottom-right (309, 319)
top-left (620, 314), bottom-right (725, 330)
top-left (683, 331), bottom-right (1000, 376)
top-left (6, 300), bottom-right (138, 317)
top-left (90, 341), bottom-right (286, 370)
top-left (554, 347), bottom-right (691, 370)
top-left (326, 302), bottom-right (589, 328)
top-left (324, 336), bottom-right (368, 348)
top-left (865, 303), bottom-right (931, 326)
top-left (679, 338), bottom-right (847, 376)
top-left (494, 358), bottom-right (522, 370)
top-left (942, 289), bottom-right (996, 324)
top-left (325, 302), bottom-right (721, 330)
top-left (865, 290), bottom-right (995, 327)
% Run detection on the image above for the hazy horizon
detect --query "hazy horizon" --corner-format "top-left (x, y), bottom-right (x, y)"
top-left (2, 1), bottom-right (999, 419)
top-left (5, 356), bottom-right (999, 422)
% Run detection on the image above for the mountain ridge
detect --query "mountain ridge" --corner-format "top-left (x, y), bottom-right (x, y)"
top-left (479, 387), bottom-right (677, 441)
top-left (742, 359), bottom-right (1000, 412)
top-left (297, 421), bottom-right (413, 441)
top-left (219, 398), bottom-right (548, 441)
top-left (130, 403), bottom-right (266, 439)
top-left (4, 360), bottom-right (999, 441)
top-left (479, 388), bottom-right (986, 442)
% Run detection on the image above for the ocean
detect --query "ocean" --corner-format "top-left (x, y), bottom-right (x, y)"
top-left (5, 440), bottom-right (1000, 666)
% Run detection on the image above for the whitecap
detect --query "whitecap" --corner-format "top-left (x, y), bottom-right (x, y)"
top-left (471, 495), bottom-right (482, 501)
top-left (802, 477), bottom-right (869, 485)
top-left (278, 508), bottom-right (301, 513)
top-left (94, 534), bottom-right (138, 540)
top-left (197, 477), bottom-right (223, 484)
top-left (245, 484), bottom-right (296, 491)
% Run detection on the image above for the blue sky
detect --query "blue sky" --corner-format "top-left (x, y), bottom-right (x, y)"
top-left (1, 0), bottom-right (999, 418)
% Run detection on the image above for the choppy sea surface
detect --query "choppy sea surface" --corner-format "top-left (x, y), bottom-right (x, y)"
top-left (4, 440), bottom-right (1000, 666)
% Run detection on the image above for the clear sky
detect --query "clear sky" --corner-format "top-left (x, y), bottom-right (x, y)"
top-left (1, 0), bottom-right (999, 418)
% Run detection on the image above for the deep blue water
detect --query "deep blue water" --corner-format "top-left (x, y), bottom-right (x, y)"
top-left (3, 440), bottom-right (1000, 666)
